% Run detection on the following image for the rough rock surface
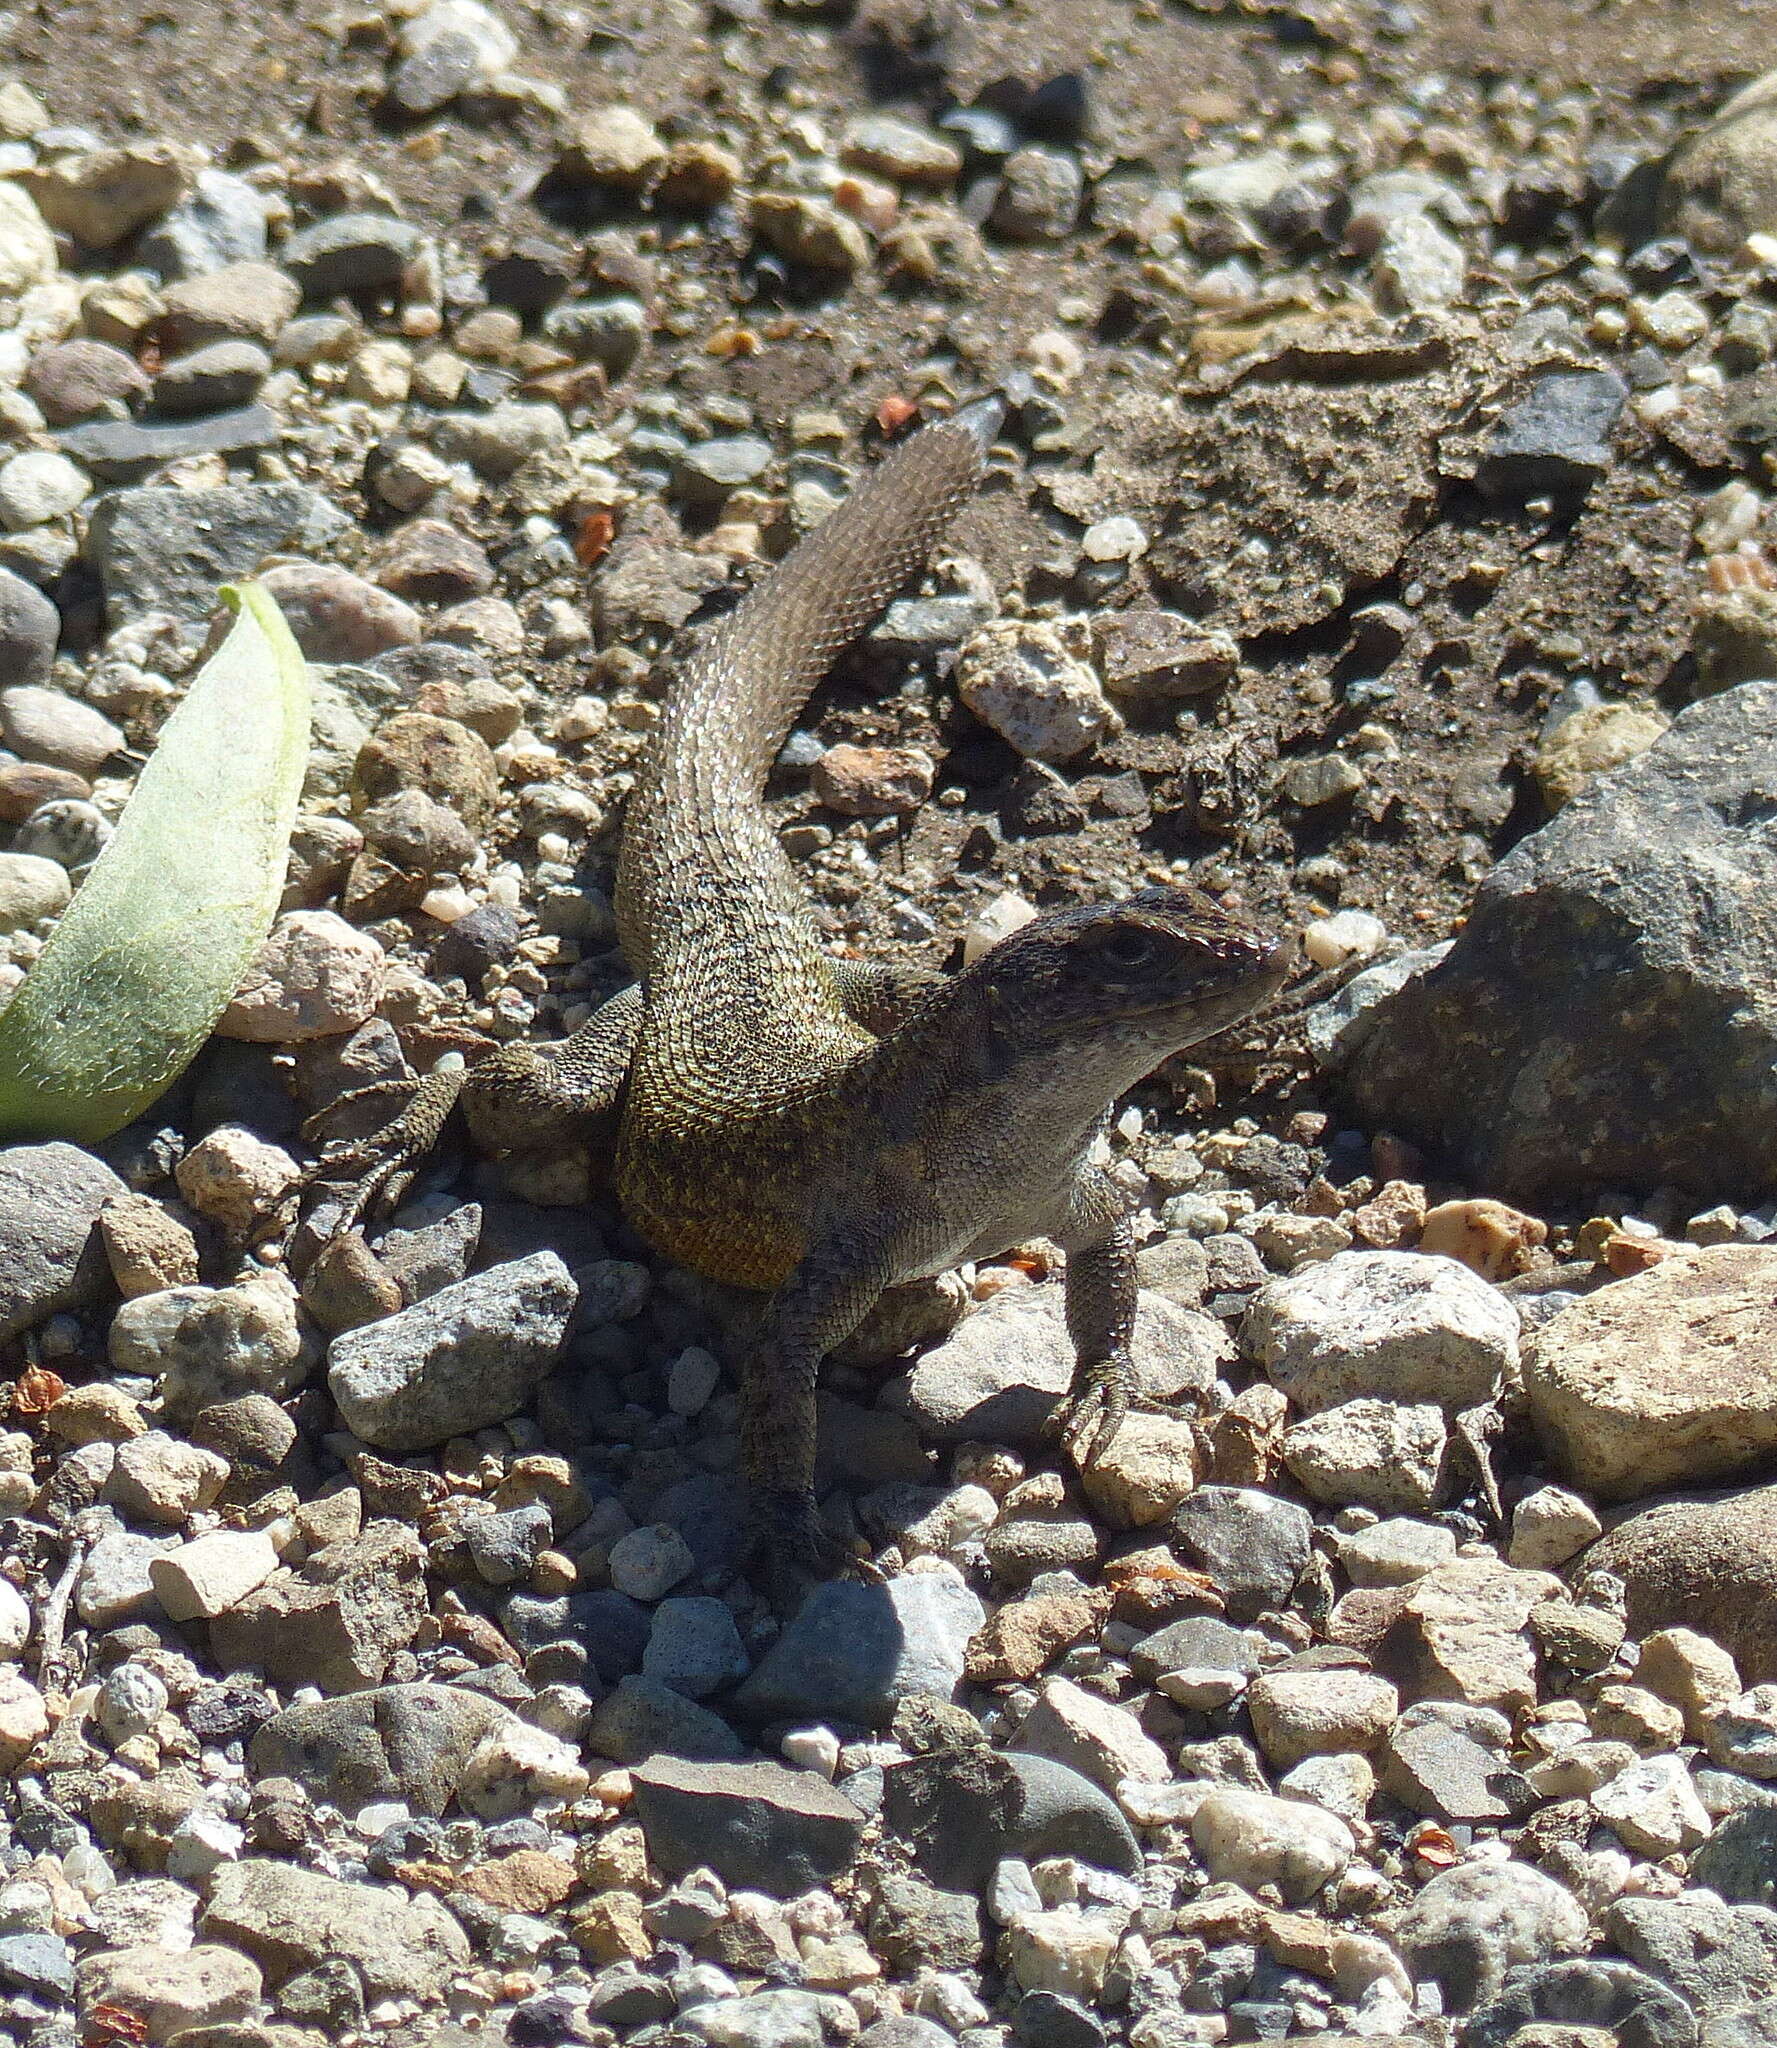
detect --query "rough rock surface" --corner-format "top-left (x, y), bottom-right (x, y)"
top-left (1524, 1246), bottom-right (1777, 1499)
top-left (1344, 682), bottom-right (1777, 1201)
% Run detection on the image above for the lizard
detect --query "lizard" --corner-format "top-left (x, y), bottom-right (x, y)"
top-left (303, 395), bottom-right (1292, 1588)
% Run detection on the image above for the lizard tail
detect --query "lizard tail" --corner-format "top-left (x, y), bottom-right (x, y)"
top-left (647, 396), bottom-right (1004, 824)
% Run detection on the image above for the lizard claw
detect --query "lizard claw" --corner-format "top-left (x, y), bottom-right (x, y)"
top-left (285, 1058), bottom-right (470, 1250)
top-left (1046, 1353), bottom-right (1134, 1470)
top-left (746, 1488), bottom-right (881, 1610)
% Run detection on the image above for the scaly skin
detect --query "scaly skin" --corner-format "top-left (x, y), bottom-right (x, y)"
top-left (306, 399), bottom-right (1291, 1592)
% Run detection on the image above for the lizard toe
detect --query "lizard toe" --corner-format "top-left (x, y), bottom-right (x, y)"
top-left (1049, 1355), bottom-right (1134, 1470)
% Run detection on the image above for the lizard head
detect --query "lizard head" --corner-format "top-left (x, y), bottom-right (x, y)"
top-left (975, 885), bottom-right (1293, 1065)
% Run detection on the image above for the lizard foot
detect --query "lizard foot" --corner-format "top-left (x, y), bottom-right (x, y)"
top-left (746, 1488), bottom-right (884, 1609)
top-left (1046, 1352), bottom-right (1134, 1470)
top-left (287, 1058), bottom-right (470, 1248)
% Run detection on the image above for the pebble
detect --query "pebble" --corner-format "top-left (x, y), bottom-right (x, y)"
top-left (23, 139), bottom-right (195, 247)
top-left (388, 0), bottom-right (517, 112)
top-left (1607, 1890), bottom-right (1777, 2019)
top-left (152, 337), bottom-right (271, 415)
top-left (149, 1527), bottom-right (280, 1622)
top-left (174, 1123), bottom-right (301, 1232)
top-left (0, 1140), bottom-right (127, 1341)
top-left (1247, 1667), bottom-right (1399, 1771)
top-left (752, 192), bottom-right (871, 273)
top-left (1590, 1753), bottom-right (1713, 1856)
top-left (282, 211), bottom-right (425, 297)
top-left (1657, 67), bottom-right (1777, 254)
top-left (0, 1577), bottom-right (28, 1659)
top-left (0, 182), bottom-right (58, 294)
top-left (609, 1522), bottom-right (697, 1601)
top-left (217, 908), bottom-right (388, 1040)
top-left (992, 147), bottom-right (1084, 240)
top-left (1509, 1485), bottom-right (1604, 1569)
top-left (432, 400), bottom-right (568, 479)
top-left (103, 1428), bottom-right (229, 1522)
top-left (1282, 1397), bottom-right (1449, 1514)
top-left (1477, 368), bottom-right (1629, 502)
top-left (203, 1858), bottom-right (471, 2000)
top-left (258, 560), bottom-right (422, 663)
top-left (1172, 1483), bottom-right (1311, 1616)
top-left (0, 448), bottom-right (95, 530)
top-left (633, 1755), bottom-right (867, 1894)
top-left (1389, 1861), bottom-right (1589, 2012)
top-left (0, 1667), bottom-right (49, 1767)
top-left (0, 848), bottom-right (71, 929)
top-left (0, 566), bottom-right (60, 687)
top-left (644, 1595), bottom-right (751, 1699)
top-left (137, 163), bottom-right (268, 278)
top-left (1190, 1788), bottom-right (1355, 1905)
top-left (74, 1943), bottom-right (263, 2040)
top-left (1535, 700), bottom-right (1670, 810)
top-left (160, 260), bottom-right (301, 349)
top-left (0, 683), bottom-right (122, 773)
top-left (327, 1251), bottom-right (578, 1451)
top-left (1373, 210), bottom-right (1466, 311)
top-left (1077, 1412), bottom-right (1198, 1527)
top-left (882, 1750), bottom-right (1140, 1890)
top-left (736, 1573), bottom-right (985, 1728)
top-left (1091, 610), bottom-right (1237, 698)
top-left (1012, 1677), bottom-right (1169, 1792)
top-left (1244, 1248), bottom-right (1517, 1413)
top-left (956, 620), bottom-right (1114, 763)
top-left (58, 398), bottom-right (282, 480)
top-left (375, 518), bottom-right (499, 601)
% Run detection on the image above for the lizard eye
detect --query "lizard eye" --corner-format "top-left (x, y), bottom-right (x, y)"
top-left (1099, 925), bottom-right (1160, 970)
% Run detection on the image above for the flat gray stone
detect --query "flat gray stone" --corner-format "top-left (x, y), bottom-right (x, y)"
top-left (327, 1251), bottom-right (577, 1451)
top-left (84, 481), bottom-right (349, 629)
top-left (630, 1755), bottom-right (867, 1896)
top-left (202, 1858), bottom-right (470, 1998)
top-left (58, 402), bottom-right (282, 481)
top-left (734, 1575), bottom-right (985, 1730)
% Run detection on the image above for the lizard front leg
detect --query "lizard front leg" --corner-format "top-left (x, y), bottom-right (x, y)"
top-left (1048, 1165), bottom-right (1140, 1469)
top-left (741, 1226), bottom-right (895, 1600)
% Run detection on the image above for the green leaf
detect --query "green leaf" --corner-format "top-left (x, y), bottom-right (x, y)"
top-left (0, 583), bottom-right (310, 1143)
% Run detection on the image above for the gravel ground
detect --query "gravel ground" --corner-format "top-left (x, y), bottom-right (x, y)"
top-left (3, 3), bottom-right (1777, 2047)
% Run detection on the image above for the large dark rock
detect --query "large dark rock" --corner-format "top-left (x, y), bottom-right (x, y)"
top-left (84, 482), bottom-right (349, 631)
top-left (1463, 1957), bottom-right (1697, 2048)
top-left (629, 1755), bottom-right (866, 1896)
top-left (880, 1747), bottom-right (1140, 1890)
top-left (1342, 681), bottom-right (1777, 1203)
top-left (1588, 1481), bottom-right (1777, 1685)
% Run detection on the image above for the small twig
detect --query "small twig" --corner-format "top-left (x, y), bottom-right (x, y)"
top-left (32, 1513), bottom-right (97, 1705)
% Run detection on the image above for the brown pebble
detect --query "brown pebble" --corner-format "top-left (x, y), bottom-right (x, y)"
top-left (99, 1191), bottom-right (200, 1297)
top-left (353, 711), bottom-right (501, 831)
top-left (1419, 1197), bottom-right (1549, 1282)
top-left (0, 761), bottom-right (91, 824)
top-left (810, 741), bottom-right (935, 817)
top-left (23, 336), bottom-right (151, 423)
top-left (299, 1232), bottom-right (403, 1335)
top-left (374, 518), bottom-right (497, 603)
